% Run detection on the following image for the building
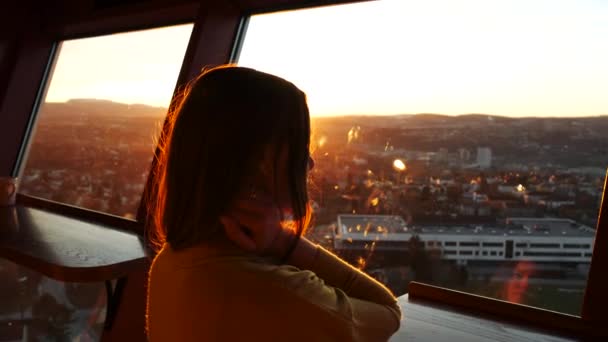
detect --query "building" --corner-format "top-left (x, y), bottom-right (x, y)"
top-left (476, 147), bottom-right (492, 169)
top-left (334, 214), bottom-right (594, 263)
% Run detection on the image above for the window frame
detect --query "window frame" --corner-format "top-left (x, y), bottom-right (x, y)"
top-left (4, 0), bottom-right (606, 333)
top-left (10, 6), bottom-right (204, 231)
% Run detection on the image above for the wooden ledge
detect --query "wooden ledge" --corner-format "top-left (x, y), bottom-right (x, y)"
top-left (391, 293), bottom-right (582, 341)
top-left (0, 205), bottom-right (148, 282)
top-left (405, 281), bottom-right (604, 339)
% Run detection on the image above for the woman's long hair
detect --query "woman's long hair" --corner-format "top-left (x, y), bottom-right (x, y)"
top-left (146, 66), bottom-right (311, 253)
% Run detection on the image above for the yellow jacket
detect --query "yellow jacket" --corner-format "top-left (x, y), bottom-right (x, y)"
top-left (147, 240), bottom-right (401, 341)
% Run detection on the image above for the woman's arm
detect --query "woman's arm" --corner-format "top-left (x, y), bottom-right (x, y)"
top-left (286, 236), bottom-right (400, 308)
top-left (221, 197), bottom-right (401, 316)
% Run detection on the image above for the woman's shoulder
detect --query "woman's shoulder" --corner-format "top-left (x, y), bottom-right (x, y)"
top-left (148, 244), bottom-right (385, 341)
top-left (150, 242), bottom-right (332, 299)
top-left (151, 241), bottom-right (257, 270)
top-left (150, 242), bottom-right (292, 283)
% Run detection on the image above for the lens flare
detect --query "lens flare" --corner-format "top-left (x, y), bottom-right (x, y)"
top-left (357, 256), bottom-right (367, 270)
top-left (318, 136), bottom-right (327, 147)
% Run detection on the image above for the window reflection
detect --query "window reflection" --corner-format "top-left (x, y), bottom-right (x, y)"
top-left (504, 260), bottom-right (535, 304)
top-left (0, 259), bottom-right (106, 340)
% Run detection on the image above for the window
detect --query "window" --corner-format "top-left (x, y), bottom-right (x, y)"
top-left (530, 243), bottom-right (561, 249)
top-left (19, 24), bottom-right (193, 218)
top-left (563, 244), bottom-right (591, 249)
top-left (459, 242), bottom-right (480, 247)
top-left (237, 0), bottom-right (607, 315)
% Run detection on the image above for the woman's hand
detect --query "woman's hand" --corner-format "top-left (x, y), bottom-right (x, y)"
top-left (220, 195), bottom-right (296, 259)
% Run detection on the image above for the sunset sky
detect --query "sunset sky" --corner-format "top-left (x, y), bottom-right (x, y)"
top-left (45, 0), bottom-right (608, 117)
top-left (44, 24), bottom-right (193, 108)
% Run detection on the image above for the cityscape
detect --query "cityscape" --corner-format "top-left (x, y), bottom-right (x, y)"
top-left (21, 99), bottom-right (167, 219)
top-left (3, 98), bottom-right (606, 339)
top-left (306, 112), bottom-right (605, 315)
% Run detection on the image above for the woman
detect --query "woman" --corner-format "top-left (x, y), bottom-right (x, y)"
top-left (146, 66), bottom-right (401, 341)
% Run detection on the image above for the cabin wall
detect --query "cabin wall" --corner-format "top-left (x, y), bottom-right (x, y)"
top-left (0, 2), bottom-right (52, 176)
top-left (0, 4), bottom-right (30, 110)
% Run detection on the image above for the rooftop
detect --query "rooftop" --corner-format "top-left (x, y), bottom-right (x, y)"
top-left (337, 214), bottom-right (596, 239)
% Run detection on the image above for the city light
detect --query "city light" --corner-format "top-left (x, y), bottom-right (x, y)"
top-left (347, 126), bottom-right (360, 144)
top-left (393, 159), bottom-right (406, 171)
top-left (370, 197), bottom-right (379, 207)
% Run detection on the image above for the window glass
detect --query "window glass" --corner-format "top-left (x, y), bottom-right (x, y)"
top-left (237, 0), bottom-right (608, 315)
top-left (20, 24), bottom-right (193, 219)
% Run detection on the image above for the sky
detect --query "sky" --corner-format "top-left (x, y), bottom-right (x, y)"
top-left (45, 0), bottom-right (608, 117)
top-left (44, 24), bottom-right (193, 107)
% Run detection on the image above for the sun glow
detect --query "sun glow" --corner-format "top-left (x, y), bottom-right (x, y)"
top-left (238, 0), bottom-right (608, 117)
top-left (43, 1), bottom-right (608, 117)
top-left (44, 24), bottom-right (193, 107)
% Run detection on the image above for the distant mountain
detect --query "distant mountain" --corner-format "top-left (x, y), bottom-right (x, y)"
top-left (311, 113), bottom-right (501, 131)
top-left (39, 99), bottom-right (608, 127)
top-left (40, 99), bottom-right (168, 118)
top-left (312, 112), bottom-right (608, 130)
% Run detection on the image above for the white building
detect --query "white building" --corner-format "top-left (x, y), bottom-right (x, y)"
top-left (476, 147), bottom-right (492, 169)
top-left (334, 214), bottom-right (595, 264)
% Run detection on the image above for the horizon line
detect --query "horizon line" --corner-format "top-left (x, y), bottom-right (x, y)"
top-left (44, 99), bottom-right (608, 119)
